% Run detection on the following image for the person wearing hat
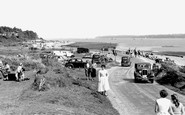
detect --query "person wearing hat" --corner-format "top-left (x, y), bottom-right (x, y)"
top-left (15, 63), bottom-right (25, 81)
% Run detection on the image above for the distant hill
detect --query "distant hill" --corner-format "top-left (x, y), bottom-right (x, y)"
top-left (96, 34), bottom-right (185, 39)
top-left (0, 26), bottom-right (43, 43)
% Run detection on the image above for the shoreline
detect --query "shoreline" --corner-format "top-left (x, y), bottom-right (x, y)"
top-left (115, 43), bottom-right (185, 66)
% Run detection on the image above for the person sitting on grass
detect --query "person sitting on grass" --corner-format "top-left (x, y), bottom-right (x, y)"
top-left (15, 63), bottom-right (25, 81)
top-left (2, 62), bottom-right (11, 81)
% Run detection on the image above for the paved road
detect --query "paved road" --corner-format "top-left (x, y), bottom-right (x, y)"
top-left (108, 57), bottom-right (185, 115)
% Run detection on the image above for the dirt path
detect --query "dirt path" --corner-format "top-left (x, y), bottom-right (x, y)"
top-left (107, 57), bottom-right (185, 115)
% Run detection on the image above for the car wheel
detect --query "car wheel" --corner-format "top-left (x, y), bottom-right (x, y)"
top-left (68, 65), bottom-right (73, 69)
top-left (150, 79), bottom-right (154, 83)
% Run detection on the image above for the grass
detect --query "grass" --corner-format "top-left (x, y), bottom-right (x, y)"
top-left (0, 44), bottom-right (119, 115)
top-left (156, 63), bottom-right (185, 95)
top-left (19, 64), bottom-right (119, 115)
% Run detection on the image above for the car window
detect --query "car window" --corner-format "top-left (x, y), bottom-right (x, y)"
top-left (77, 59), bottom-right (82, 62)
top-left (71, 59), bottom-right (76, 62)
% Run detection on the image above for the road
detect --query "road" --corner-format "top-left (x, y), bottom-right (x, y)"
top-left (107, 57), bottom-right (185, 115)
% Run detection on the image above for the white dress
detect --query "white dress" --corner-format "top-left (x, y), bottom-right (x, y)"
top-left (98, 69), bottom-right (110, 92)
top-left (156, 98), bottom-right (172, 115)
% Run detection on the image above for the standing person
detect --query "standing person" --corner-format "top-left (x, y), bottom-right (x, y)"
top-left (91, 64), bottom-right (96, 81)
top-left (15, 63), bottom-right (25, 81)
top-left (84, 61), bottom-right (90, 80)
top-left (170, 94), bottom-right (185, 115)
top-left (155, 89), bottom-right (174, 115)
top-left (98, 65), bottom-right (110, 96)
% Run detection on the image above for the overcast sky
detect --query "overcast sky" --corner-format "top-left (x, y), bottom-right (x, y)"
top-left (0, 0), bottom-right (185, 39)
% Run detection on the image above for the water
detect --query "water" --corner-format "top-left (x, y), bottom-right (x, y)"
top-left (68, 38), bottom-right (185, 54)
top-left (90, 38), bottom-right (185, 53)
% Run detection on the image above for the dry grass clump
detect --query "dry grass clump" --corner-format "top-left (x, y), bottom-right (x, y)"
top-left (2, 57), bottom-right (40, 71)
top-left (156, 63), bottom-right (185, 94)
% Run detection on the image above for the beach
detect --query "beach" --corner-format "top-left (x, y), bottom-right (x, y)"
top-left (114, 38), bottom-right (185, 66)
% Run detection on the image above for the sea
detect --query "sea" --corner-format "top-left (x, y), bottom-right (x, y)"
top-left (69, 38), bottom-right (185, 54)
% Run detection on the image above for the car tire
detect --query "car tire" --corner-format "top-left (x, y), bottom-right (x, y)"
top-left (67, 65), bottom-right (73, 69)
top-left (149, 79), bottom-right (154, 83)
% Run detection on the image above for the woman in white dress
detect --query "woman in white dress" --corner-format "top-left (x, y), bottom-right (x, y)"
top-left (155, 89), bottom-right (174, 115)
top-left (170, 94), bottom-right (185, 115)
top-left (98, 65), bottom-right (110, 96)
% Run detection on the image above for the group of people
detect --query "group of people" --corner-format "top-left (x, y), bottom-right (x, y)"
top-left (155, 89), bottom-right (184, 115)
top-left (0, 61), bottom-right (25, 82)
top-left (84, 61), bottom-right (97, 81)
top-left (85, 61), bottom-right (110, 96)
top-left (127, 48), bottom-right (142, 58)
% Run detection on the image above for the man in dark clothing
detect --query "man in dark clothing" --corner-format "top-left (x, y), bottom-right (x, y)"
top-left (90, 66), bottom-right (96, 81)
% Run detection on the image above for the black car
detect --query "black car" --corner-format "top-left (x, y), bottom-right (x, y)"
top-left (134, 62), bottom-right (154, 83)
top-left (65, 58), bottom-right (86, 68)
top-left (121, 56), bottom-right (131, 67)
top-left (92, 54), bottom-right (101, 64)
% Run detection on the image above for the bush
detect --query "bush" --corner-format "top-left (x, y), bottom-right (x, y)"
top-left (156, 63), bottom-right (185, 88)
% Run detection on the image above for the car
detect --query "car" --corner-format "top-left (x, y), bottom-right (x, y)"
top-left (134, 62), bottom-right (154, 83)
top-left (82, 54), bottom-right (92, 62)
top-left (65, 58), bottom-right (87, 69)
top-left (77, 47), bottom-right (89, 53)
top-left (92, 54), bottom-right (101, 64)
top-left (121, 56), bottom-right (131, 67)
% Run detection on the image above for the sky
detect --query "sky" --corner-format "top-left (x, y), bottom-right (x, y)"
top-left (0, 0), bottom-right (185, 40)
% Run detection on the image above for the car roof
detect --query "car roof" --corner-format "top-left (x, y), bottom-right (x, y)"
top-left (135, 62), bottom-right (151, 65)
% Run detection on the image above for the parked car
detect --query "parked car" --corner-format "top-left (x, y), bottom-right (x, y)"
top-left (92, 54), bottom-right (101, 64)
top-left (77, 47), bottom-right (89, 53)
top-left (82, 54), bottom-right (92, 62)
top-left (134, 62), bottom-right (154, 83)
top-left (121, 56), bottom-right (131, 67)
top-left (65, 58), bottom-right (87, 68)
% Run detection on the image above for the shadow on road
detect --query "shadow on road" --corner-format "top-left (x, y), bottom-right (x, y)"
top-left (123, 78), bottom-right (135, 83)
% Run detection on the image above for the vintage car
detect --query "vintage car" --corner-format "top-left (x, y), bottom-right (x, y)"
top-left (121, 56), bottom-right (131, 67)
top-left (92, 54), bottom-right (101, 64)
top-left (65, 58), bottom-right (87, 68)
top-left (82, 53), bottom-right (92, 62)
top-left (134, 62), bottom-right (155, 83)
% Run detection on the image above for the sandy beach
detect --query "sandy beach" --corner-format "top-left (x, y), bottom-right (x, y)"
top-left (116, 42), bottom-right (185, 66)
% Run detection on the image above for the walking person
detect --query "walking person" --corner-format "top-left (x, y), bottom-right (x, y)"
top-left (170, 94), bottom-right (185, 115)
top-left (98, 65), bottom-right (110, 96)
top-left (155, 89), bottom-right (174, 115)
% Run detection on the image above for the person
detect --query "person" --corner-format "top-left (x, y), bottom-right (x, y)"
top-left (155, 89), bottom-right (174, 115)
top-left (15, 63), bottom-right (25, 81)
top-left (170, 94), bottom-right (185, 115)
top-left (3, 62), bottom-right (11, 80)
top-left (91, 64), bottom-right (96, 81)
top-left (98, 65), bottom-right (110, 96)
top-left (85, 61), bottom-right (91, 80)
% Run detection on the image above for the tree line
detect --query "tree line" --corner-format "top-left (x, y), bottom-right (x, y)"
top-left (0, 26), bottom-right (42, 42)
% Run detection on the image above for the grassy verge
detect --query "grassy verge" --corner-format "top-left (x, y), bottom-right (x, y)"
top-left (155, 63), bottom-right (185, 95)
top-left (20, 62), bottom-right (119, 115)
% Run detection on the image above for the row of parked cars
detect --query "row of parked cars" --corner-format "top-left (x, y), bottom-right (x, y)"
top-left (65, 53), bottom-right (113, 69)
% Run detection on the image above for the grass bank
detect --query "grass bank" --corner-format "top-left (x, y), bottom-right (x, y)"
top-left (0, 45), bottom-right (119, 115)
top-left (155, 63), bottom-right (185, 95)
